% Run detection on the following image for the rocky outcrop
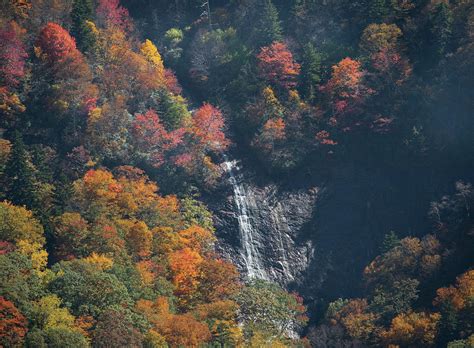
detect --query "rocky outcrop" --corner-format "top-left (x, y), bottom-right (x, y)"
top-left (211, 158), bottom-right (319, 286)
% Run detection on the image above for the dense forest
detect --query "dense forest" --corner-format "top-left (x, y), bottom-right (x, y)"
top-left (0, 0), bottom-right (473, 347)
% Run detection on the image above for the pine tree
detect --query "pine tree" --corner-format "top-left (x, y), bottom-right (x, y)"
top-left (256, 0), bottom-right (282, 47)
top-left (71, 0), bottom-right (94, 51)
top-left (300, 43), bottom-right (321, 102)
top-left (368, 0), bottom-right (391, 23)
top-left (380, 231), bottom-right (400, 253)
top-left (4, 132), bottom-right (39, 210)
top-left (430, 2), bottom-right (453, 58)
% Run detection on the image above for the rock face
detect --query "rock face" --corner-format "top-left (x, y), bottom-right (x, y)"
top-left (212, 157), bottom-right (319, 286)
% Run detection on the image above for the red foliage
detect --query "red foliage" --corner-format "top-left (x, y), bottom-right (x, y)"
top-left (0, 297), bottom-right (28, 347)
top-left (0, 21), bottom-right (27, 87)
top-left (192, 103), bottom-right (229, 153)
top-left (315, 130), bottom-right (337, 145)
top-left (132, 109), bottom-right (185, 167)
top-left (164, 69), bottom-right (182, 95)
top-left (97, 0), bottom-right (132, 31)
top-left (0, 241), bottom-right (15, 255)
top-left (371, 49), bottom-right (412, 86)
top-left (257, 42), bottom-right (301, 89)
top-left (36, 22), bottom-right (78, 64)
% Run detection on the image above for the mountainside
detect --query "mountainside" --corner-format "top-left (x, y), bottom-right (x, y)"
top-left (0, 0), bottom-right (473, 347)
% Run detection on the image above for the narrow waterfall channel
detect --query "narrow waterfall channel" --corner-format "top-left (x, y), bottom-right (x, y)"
top-left (222, 156), bottom-right (269, 280)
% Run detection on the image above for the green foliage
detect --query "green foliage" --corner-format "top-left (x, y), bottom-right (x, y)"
top-left (49, 259), bottom-right (132, 317)
top-left (430, 2), bottom-right (454, 58)
top-left (180, 196), bottom-right (215, 232)
top-left (300, 42), bottom-right (322, 102)
top-left (0, 252), bottom-right (45, 311)
top-left (3, 132), bottom-right (40, 211)
top-left (380, 231), bottom-right (400, 253)
top-left (70, 0), bottom-right (94, 51)
top-left (236, 279), bottom-right (308, 339)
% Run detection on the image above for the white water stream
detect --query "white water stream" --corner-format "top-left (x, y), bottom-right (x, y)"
top-left (223, 157), bottom-right (268, 280)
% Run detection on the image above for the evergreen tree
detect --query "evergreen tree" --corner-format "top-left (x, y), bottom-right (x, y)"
top-left (430, 2), bottom-right (453, 58)
top-left (380, 231), bottom-right (400, 253)
top-left (4, 132), bottom-right (39, 210)
top-left (70, 0), bottom-right (94, 51)
top-left (368, 0), bottom-right (391, 23)
top-left (438, 302), bottom-right (459, 346)
top-left (300, 42), bottom-right (321, 102)
top-left (256, 0), bottom-right (283, 47)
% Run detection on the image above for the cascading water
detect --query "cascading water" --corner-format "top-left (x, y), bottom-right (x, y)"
top-left (223, 156), bottom-right (268, 280)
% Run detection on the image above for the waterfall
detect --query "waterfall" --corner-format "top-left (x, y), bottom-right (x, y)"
top-left (223, 156), bottom-right (268, 280)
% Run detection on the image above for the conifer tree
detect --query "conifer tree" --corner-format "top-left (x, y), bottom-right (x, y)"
top-left (70, 0), bottom-right (94, 51)
top-left (430, 2), bottom-right (453, 58)
top-left (256, 0), bottom-right (282, 47)
top-left (4, 132), bottom-right (39, 210)
top-left (300, 42), bottom-right (321, 102)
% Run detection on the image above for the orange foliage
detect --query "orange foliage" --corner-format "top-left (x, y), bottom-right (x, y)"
top-left (381, 311), bottom-right (441, 346)
top-left (434, 270), bottom-right (474, 311)
top-left (178, 225), bottom-right (215, 253)
top-left (137, 296), bottom-right (212, 347)
top-left (169, 247), bottom-right (203, 309)
top-left (36, 22), bottom-right (78, 64)
top-left (198, 258), bottom-right (240, 303)
top-left (120, 220), bottom-right (152, 258)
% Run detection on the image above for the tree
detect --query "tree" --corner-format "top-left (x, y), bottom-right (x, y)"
top-left (360, 23), bottom-right (402, 56)
top-left (0, 20), bottom-right (27, 88)
top-left (300, 43), bottom-right (321, 102)
top-left (0, 201), bottom-right (45, 246)
top-left (0, 252), bottom-right (45, 310)
top-left (257, 42), bottom-right (301, 90)
top-left (49, 259), bottom-right (131, 317)
top-left (70, 0), bottom-right (94, 51)
top-left (29, 295), bottom-right (76, 331)
top-left (323, 57), bottom-right (373, 128)
top-left (430, 2), bottom-right (454, 58)
top-left (36, 23), bottom-right (79, 64)
top-left (191, 103), bottom-right (229, 153)
top-left (132, 109), bottom-right (185, 168)
top-left (238, 0), bottom-right (282, 48)
top-left (52, 213), bottom-right (90, 260)
top-left (381, 311), bottom-right (441, 347)
top-left (380, 231), bottom-right (400, 253)
top-left (96, 0), bottom-right (132, 31)
top-left (92, 308), bottom-right (143, 347)
top-left (4, 132), bottom-right (40, 211)
top-left (168, 247), bottom-right (203, 309)
top-left (140, 39), bottom-right (165, 77)
top-left (236, 279), bottom-right (308, 339)
top-left (0, 296), bottom-right (28, 347)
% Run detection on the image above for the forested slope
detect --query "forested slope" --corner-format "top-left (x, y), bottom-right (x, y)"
top-left (0, 0), bottom-right (473, 347)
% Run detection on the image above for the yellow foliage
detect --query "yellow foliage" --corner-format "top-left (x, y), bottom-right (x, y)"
top-left (140, 39), bottom-right (165, 72)
top-left (83, 252), bottom-right (113, 270)
top-left (136, 260), bottom-right (155, 286)
top-left (17, 240), bottom-right (48, 272)
top-left (32, 295), bottom-right (76, 330)
top-left (0, 88), bottom-right (26, 116)
top-left (88, 107), bottom-right (102, 124)
top-left (0, 201), bottom-right (45, 246)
